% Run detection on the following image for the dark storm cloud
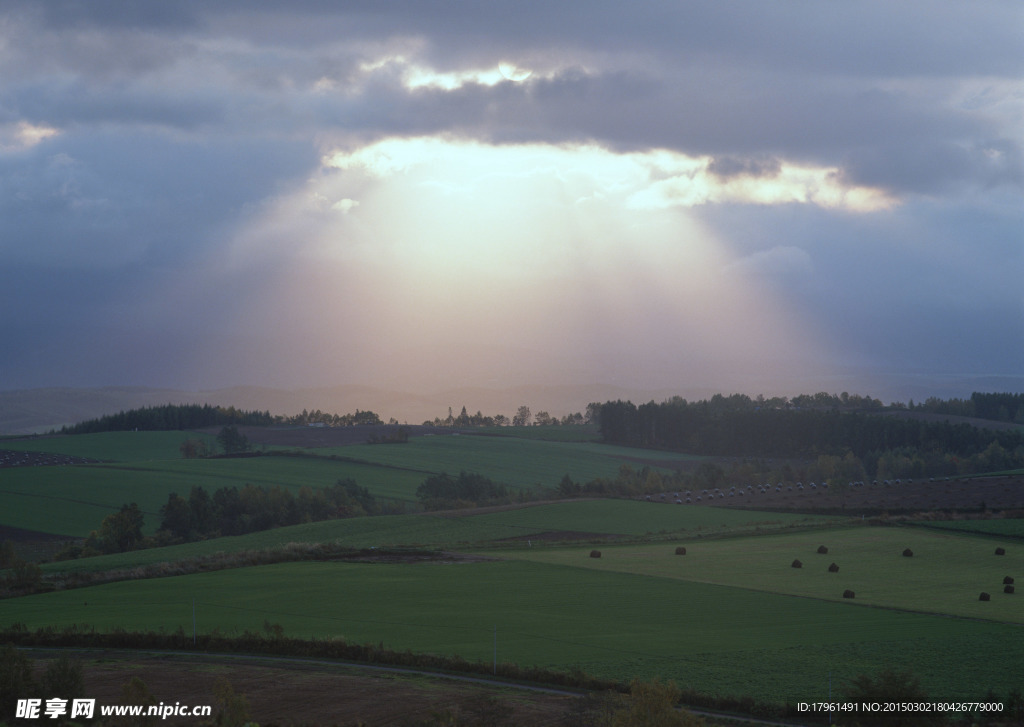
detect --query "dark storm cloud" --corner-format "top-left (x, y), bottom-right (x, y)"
top-left (4, 1), bottom-right (1020, 196)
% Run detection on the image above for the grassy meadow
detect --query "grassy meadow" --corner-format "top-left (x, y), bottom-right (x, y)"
top-left (4, 558), bottom-right (1020, 704)
top-left (3, 426), bottom-right (1022, 712)
top-left (501, 525), bottom-right (1024, 623)
top-left (0, 428), bottom-right (696, 537)
top-left (914, 518), bottom-right (1024, 539)
top-left (38, 499), bottom-right (836, 574)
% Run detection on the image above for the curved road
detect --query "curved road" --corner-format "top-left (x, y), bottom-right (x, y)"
top-left (20, 646), bottom-right (819, 726)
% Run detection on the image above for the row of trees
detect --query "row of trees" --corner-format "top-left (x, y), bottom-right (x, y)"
top-left (59, 404), bottom-right (383, 434)
top-left (422, 404), bottom-right (595, 428)
top-left (416, 471), bottom-right (510, 510)
top-left (911, 392), bottom-right (1024, 423)
top-left (159, 480), bottom-right (384, 542)
top-left (597, 397), bottom-right (1024, 464)
top-left (54, 479), bottom-right (392, 559)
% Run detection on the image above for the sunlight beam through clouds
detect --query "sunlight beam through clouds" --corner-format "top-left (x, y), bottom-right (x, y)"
top-left (207, 137), bottom-right (875, 390)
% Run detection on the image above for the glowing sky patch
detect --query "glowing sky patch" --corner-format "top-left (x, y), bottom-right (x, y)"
top-left (0, 121), bottom-right (60, 152)
top-left (210, 136), bottom-right (847, 390)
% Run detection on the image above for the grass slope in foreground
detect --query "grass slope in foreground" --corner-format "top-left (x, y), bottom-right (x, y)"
top-left (4, 559), bottom-right (1020, 706)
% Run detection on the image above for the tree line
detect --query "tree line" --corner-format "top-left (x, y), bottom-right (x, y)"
top-left (910, 392), bottom-right (1024, 424)
top-left (421, 404), bottom-right (596, 428)
top-left (52, 480), bottom-right (395, 559)
top-left (59, 403), bottom-right (382, 434)
top-left (596, 394), bottom-right (1024, 463)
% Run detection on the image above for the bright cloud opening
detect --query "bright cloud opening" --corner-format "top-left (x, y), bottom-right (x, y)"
top-left (210, 136), bottom-right (854, 390)
top-left (0, 121), bottom-right (60, 152)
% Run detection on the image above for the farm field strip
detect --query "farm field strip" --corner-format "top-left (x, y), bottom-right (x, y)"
top-left (462, 499), bottom-right (840, 539)
top-left (0, 430), bottom-right (697, 536)
top-left (911, 518), bottom-right (1024, 539)
top-left (38, 501), bottom-right (842, 574)
top-left (323, 435), bottom-right (690, 487)
top-left (502, 526), bottom-right (1024, 623)
top-left (0, 431), bottom-right (216, 463)
top-left (5, 560), bottom-right (1020, 705)
top-left (0, 456), bottom-right (427, 537)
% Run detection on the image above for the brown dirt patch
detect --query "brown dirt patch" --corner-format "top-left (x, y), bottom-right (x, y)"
top-left (656, 474), bottom-right (1024, 514)
top-left (31, 651), bottom-right (578, 727)
top-left (499, 530), bottom-right (621, 543)
top-left (339, 550), bottom-right (497, 565)
top-left (0, 449), bottom-right (99, 468)
top-left (200, 425), bottom-right (454, 449)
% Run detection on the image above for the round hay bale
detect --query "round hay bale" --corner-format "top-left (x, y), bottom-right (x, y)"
top-left (791, 559), bottom-right (802, 569)
top-left (979, 592), bottom-right (990, 601)
top-left (817, 545), bottom-right (828, 554)
top-left (589, 550), bottom-right (601, 559)
top-left (828, 563), bottom-right (839, 573)
top-left (1003, 576), bottom-right (1015, 585)
top-left (842, 589), bottom-right (855, 599)
top-left (995, 547), bottom-right (1006, 556)
top-left (902, 548), bottom-right (913, 557)
top-left (674, 546), bottom-right (687, 555)
top-left (1005, 585), bottom-right (1015, 594)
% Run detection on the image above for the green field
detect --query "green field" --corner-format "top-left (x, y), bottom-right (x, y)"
top-left (0, 429), bottom-right (698, 536)
top-left (0, 431), bottom-right (215, 462)
top-left (0, 455), bottom-right (426, 537)
top-left (502, 526), bottom-right (1024, 623)
top-left (4, 559), bottom-right (1020, 704)
top-left (4, 427), bottom-right (1023, 711)
top-left (318, 434), bottom-right (701, 487)
top-left (912, 518), bottom-right (1024, 539)
top-left (38, 499), bottom-right (839, 574)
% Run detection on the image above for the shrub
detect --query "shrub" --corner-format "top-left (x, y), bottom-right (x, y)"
top-left (995, 547), bottom-right (1006, 555)
top-left (902, 548), bottom-right (913, 557)
top-left (841, 669), bottom-right (936, 726)
top-left (828, 563), bottom-right (840, 573)
top-left (674, 546), bottom-right (686, 555)
top-left (213, 678), bottom-right (251, 727)
top-left (40, 654), bottom-right (84, 702)
top-left (120, 676), bottom-right (158, 727)
top-left (843, 590), bottom-right (855, 598)
top-left (613, 678), bottom-right (703, 727)
top-left (590, 550), bottom-right (602, 558)
top-left (817, 545), bottom-right (828, 554)
top-left (0, 644), bottom-right (35, 723)
top-left (791, 559), bottom-right (802, 568)
top-left (979, 592), bottom-right (991, 601)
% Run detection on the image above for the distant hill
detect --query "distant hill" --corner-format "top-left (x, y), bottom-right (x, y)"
top-left (2, 374), bottom-right (1021, 436)
top-left (0, 383), bottom-right (679, 435)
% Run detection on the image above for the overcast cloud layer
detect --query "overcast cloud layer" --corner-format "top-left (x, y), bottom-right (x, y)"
top-left (1, 1), bottom-right (1021, 402)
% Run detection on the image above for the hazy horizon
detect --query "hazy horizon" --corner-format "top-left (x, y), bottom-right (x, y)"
top-left (1, 2), bottom-right (1021, 398)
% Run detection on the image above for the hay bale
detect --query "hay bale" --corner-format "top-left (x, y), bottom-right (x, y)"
top-left (902, 548), bottom-right (913, 557)
top-left (1005, 585), bottom-right (1015, 594)
top-left (589, 550), bottom-right (601, 559)
top-left (995, 547), bottom-right (1006, 555)
top-left (979, 592), bottom-right (990, 601)
top-left (843, 590), bottom-right (855, 599)
top-left (791, 559), bottom-right (802, 569)
top-left (1004, 576), bottom-right (1015, 585)
top-left (674, 546), bottom-right (687, 555)
top-left (817, 545), bottom-right (828, 554)
top-left (828, 563), bottom-right (839, 573)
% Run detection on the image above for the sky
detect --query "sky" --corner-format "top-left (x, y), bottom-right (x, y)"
top-left (1, 1), bottom-right (1021, 402)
